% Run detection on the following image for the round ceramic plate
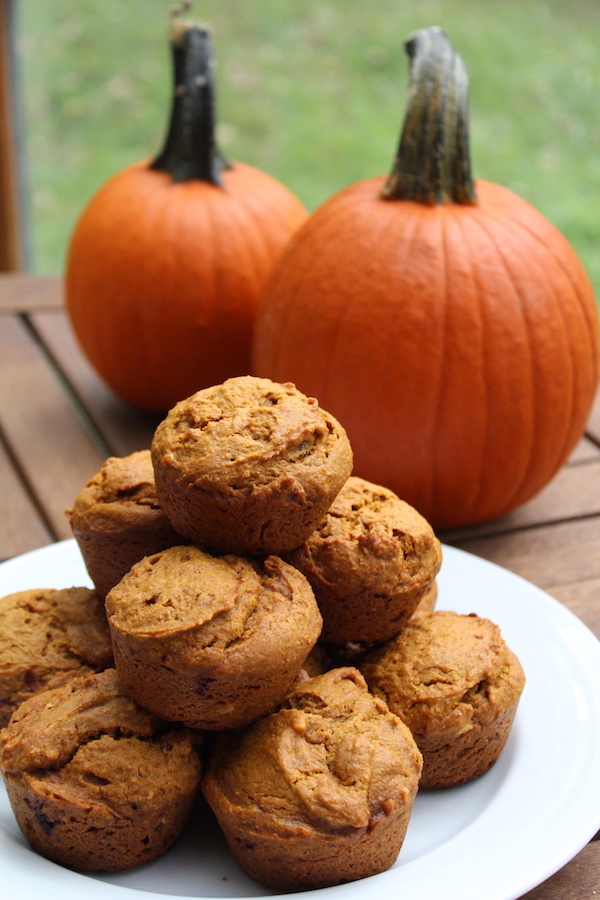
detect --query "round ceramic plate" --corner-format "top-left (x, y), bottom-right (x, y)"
top-left (0, 540), bottom-right (599, 900)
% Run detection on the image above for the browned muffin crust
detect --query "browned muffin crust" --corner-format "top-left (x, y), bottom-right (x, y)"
top-left (202, 667), bottom-right (422, 891)
top-left (67, 450), bottom-right (183, 598)
top-left (0, 586), bottom-right (113, 727)
top-left (318, 581), bottom-right (439, 671)
top-left (285, 476), bottom-right (442, 644)
top-left (151, 376), bottom-right (353, 555)
top-left (106, 544), bottom-right (323, 730)
top-left (360, 611), bottom-right (526, 789)
top-left (0, 668), bottom-right (202, 871)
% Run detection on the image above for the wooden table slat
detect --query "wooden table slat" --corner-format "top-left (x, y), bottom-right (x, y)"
top-left (0, 437), bottom-right (52, 559)
top-left (453, 516), bottom-right (600, 619)
top-left (0, 315), bottom-right (105, 541)
top-left (0, 273), bottom-right (64, 311)
top-left (442, 455), bottom-right (600, 543)
top-left (569, 435), bottom-right (600, 462)
top-left (31, 309), bottom-right (161, 457)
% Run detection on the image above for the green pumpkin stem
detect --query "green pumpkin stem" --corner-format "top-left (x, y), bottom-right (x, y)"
top-left (381, 26), bottom-right (476, 205)
top-left (150, 17), bottom-right (231, 185)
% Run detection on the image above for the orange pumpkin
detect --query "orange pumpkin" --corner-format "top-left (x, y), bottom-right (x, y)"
top-left (66, 18), bottom-right (308, 412)
top-left (253, 27), bottom-right (600, 531)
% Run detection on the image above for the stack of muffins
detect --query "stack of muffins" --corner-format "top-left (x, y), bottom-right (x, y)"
top-left (0, 375), bottom-right (525, 889)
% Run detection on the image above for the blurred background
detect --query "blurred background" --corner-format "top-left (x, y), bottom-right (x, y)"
top-left (5, 0), bottom-right (600, 298)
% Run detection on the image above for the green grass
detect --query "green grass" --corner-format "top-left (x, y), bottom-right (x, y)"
top-left (16, 0), bottom-right (600, 299)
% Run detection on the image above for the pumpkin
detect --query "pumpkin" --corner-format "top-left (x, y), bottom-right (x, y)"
top-left (253, 26), bottom-right (600, 531)
top-left (66, 15), bottom-right (308, 412)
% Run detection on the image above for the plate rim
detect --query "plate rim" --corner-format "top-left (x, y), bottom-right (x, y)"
top-left (0, 539), bottom-right (599, 900)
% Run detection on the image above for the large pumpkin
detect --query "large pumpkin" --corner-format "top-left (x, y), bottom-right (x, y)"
top-left (253, 27), bottom-right (600, 531)
top-left (66, 17), bottom-right (308, 412)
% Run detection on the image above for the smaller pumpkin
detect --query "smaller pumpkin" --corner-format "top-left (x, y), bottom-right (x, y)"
top-left (253, 27), bottom-right (600, 531)
top-left (66, 14), bottom-right (308, 412)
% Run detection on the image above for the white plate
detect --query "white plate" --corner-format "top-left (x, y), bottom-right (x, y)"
top-left (1, 540), bottom-right (599, 900)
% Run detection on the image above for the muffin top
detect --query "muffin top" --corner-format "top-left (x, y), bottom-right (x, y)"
top-left (68, 450), bottom-right (170, 532)
top-left (0, 668), bottom-right (201, 807)
top-left (106, 544), bottom-right (321, 655)
top-left (0, 586), bottom-right (112, 671)
top-left (0, 586), bottom-right (114, 725)
top-left (360, 611), bottom-right (526, 737)
top-left (204, 667), bottom-right (422, 835)
top-left (151, 376), bottom-right (352, 495)
top-left (286, 475), bottom-right (442, 597)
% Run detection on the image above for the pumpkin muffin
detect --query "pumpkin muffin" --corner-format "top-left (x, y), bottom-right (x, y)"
top-left (285, 476), bottom-right (442, 644)
top-left (0, 668), bottom-right (202, 872)
top-left (67, 450), bottom-right (183, 598)
top-left (105, 544), bottom-right (323, 730)
top-left (202, 667), bottom-right (422, 891)
top-left (0, 586), bottom-right (113, 728)
top-left (360, 610), bottom-right (525, 789)
top-left (150, 376), bottom-right (353, 556)
top-left (320, 581), bottom-right (439, 671)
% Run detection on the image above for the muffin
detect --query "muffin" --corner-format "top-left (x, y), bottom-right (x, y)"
top-left (360, 611), bottom-right (526, 789)
top-left (151, 376), bottom-right (353, 556)
top-left (202, 667), bottom-right (422, 891)
top-left (0, 668), bottom-right (202, 871)
top-left (285, 476), bottom-right (442, 644)
top-left (319, 580), bottom-right (440, 672)
top-left (105, 544), bottom-right (323, 729)
top-left (0, 586), bottom-right (113, 727)
top-left (67, 450), bottom-right (183, 598)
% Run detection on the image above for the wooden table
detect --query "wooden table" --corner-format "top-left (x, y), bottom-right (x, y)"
top-left (1, 272), bottom-right (599, 897)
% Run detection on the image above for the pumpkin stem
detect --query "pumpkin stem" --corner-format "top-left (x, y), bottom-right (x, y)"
top-left (381, 26), bottom-right (477, 205)
top-left (150, 17), bottom-right (231, 185)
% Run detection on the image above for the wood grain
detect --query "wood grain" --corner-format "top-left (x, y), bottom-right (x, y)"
top-left (0, 436), bottom-right (52, 559)
top-left (0, 315), bottom-right (104, 540)
top-left (31, 309), bottom-right (160, 456)
top-left (0, 273), bottom-right (64, 310)
top-left (452, 516), bottom-right (600, 589)
top-left (570, 435), bottom-right (600, 462)
top-left (442, 455), bottom-right (600, 542)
